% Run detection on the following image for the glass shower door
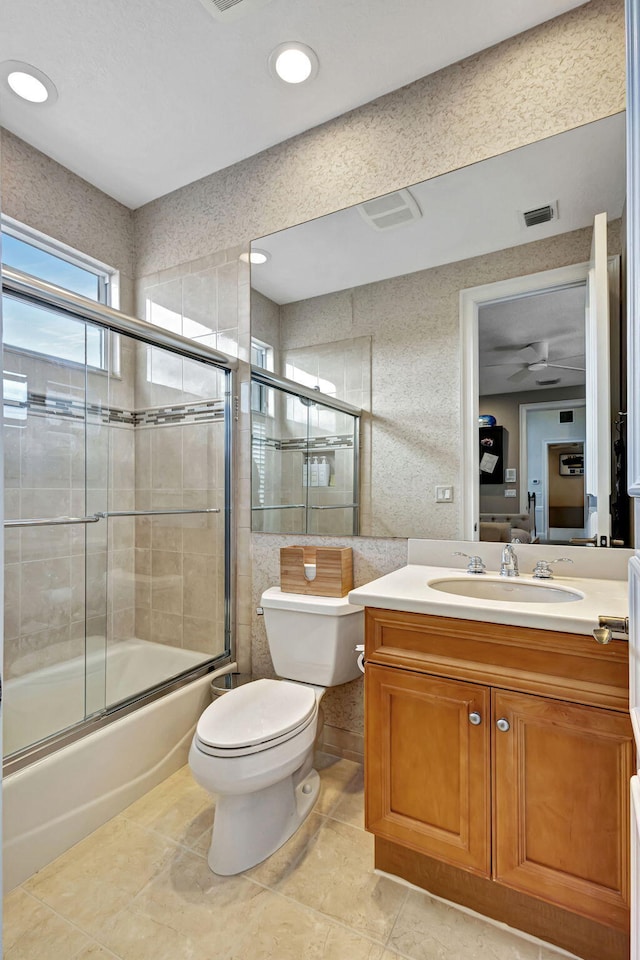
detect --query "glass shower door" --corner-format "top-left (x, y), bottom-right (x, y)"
top-left (102, 339), bottom-right (230, 708)
top-left (3, 280), bottom-right (233, 764)
top-left (3, 294), bottom-right (109, 756)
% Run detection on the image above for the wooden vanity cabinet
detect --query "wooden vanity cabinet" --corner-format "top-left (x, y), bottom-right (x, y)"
top-left (364, 608), bottom-right (634, 960)
top-left (366, 664), bottom-right (491, 874)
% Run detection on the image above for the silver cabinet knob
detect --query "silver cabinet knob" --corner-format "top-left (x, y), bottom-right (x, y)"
top-left (496, 718), bottom-right (510, 732)
top-left (468, 712), bottom-right (482, 725)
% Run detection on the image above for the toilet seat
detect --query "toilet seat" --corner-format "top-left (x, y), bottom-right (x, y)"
top-left (195, 678), bottom-right (317, 758)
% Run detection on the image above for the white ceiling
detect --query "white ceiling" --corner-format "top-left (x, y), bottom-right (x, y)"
top-left (478, 285), bottom-right (586, 396)
top-left (0, 0), bottom-right (587, 208)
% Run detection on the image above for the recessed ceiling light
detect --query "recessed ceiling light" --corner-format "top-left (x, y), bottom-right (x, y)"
top-left (268, 43), bottom-right (319, 85)
top-left (0, 60), bottom-right (58, 105)
top-left (240, 249), bottom-right (271, 265)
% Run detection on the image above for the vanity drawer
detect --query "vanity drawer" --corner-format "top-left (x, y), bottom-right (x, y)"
top-left (365, 608), bottom-right (629, 711)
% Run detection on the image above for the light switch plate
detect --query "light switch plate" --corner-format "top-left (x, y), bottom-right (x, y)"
top-left (504, 488), bottom-right (517, 498)
top-left (505, 468), bottom-right (517, 482)
top-left (435, 485), bottom-right (453, 503)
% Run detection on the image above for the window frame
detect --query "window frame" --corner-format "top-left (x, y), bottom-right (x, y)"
top-left (1, 216), bottom-right (120, 373)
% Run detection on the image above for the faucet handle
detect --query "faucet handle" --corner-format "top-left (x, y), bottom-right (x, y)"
top-left (453, 551), bottom-right (486, 575)
top-left (532, 558), bottom-right (573, 579)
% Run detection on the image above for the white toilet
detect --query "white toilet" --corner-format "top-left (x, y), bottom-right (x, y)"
top-left (188, 586), bottom-right (364, 875)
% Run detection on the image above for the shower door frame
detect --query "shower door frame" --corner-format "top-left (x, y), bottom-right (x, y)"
top-left (2, 266), bottom-right (238, 775)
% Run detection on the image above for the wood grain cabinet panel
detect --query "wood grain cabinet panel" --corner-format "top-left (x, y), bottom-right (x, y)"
top-left (366, 663), bottom-right (491, 875)
top-left (493, 689), bottom-right (634, 929)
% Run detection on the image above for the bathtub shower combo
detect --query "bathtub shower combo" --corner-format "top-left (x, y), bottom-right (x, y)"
top-left (2, 267), bottom-right (236, 888)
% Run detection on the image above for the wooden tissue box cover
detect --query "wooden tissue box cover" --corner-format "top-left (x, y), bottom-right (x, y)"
top-left (280, 546), bottom-right (353, 598)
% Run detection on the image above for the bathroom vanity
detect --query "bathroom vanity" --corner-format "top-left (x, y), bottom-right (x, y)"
top-left (350, 550), bottom-right (633, 960)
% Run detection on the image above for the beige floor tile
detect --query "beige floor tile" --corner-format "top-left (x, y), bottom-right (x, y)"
top-left (244, 811), bottom-right (326, 887)
top-left (96, 849), bottom-right (271, 959)
top-left (387, 890), bottom-right (541, 960)
top-left (275, 818), bottom-right (407, 942)
top-left (188, 823), bottom-right (215, 859)
top-left (23, 817), bottom-right (181, 937)
top-left (315, 753), bottom-right (363, 816)
top-left (120, 764), bottom-right (214, 847)
top-left (329, 764), bottom-right (365, 829)
top-left (4, 886), bottom-right (92, 959)
top-left (74, 945), bottom-right (122, 959)
top-left (94, 907), bottom-right (211, 960)
top-left (225, 891), bottom-right (387, 960)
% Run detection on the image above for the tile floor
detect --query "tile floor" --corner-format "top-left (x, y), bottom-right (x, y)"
top-left (4, 753), bottom-right (577, 960)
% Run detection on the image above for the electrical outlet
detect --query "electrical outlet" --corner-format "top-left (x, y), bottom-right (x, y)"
top-left (435, 485), bottom-right (453, 503)
top-left (504, 488), bottom-right (517, 498)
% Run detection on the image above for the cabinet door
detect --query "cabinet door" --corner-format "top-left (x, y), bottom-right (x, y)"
top-left (366, 663), bottom-right (490, 875)
top-left (493, 689), bottom-right (634, 930)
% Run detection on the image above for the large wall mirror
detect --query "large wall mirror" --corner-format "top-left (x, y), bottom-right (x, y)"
top-left (250, 113), bottom-right (630, 545)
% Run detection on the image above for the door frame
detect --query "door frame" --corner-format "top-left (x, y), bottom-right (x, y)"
top-left (519, 399), bottom-right (586, 540)
top-left (460, 263), bottom-right (590, 540)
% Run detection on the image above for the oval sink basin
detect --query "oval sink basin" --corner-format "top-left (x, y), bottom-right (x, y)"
top-left (428, 577), bottom-right (583, 604)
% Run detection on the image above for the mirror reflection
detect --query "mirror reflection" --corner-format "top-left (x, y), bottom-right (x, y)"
top-left (250, 113), bottom-right (628, 543)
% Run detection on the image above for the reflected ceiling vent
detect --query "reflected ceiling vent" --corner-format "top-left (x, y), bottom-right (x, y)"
top-left (521, 201), bottom-right (559, 228)
top-left (197, 0), bottom-right (274, 21)
top-left (358, 189), bottom-right (422, 231)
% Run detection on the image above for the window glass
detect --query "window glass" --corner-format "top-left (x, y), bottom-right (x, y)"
top-left (3, 295), bottom-right (104, 368)
top-left (2, 232), bottom-right (103, 302)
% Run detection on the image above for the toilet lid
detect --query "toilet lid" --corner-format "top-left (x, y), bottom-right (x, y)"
top-left (196, 678), bottom-right (317, 750)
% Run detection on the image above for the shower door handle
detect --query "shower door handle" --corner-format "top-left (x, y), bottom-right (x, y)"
top-left (4, 515), bottom-right (102, 527)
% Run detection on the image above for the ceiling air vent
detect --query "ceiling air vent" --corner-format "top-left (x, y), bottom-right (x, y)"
top-left (358, 189), bottom-right (422, 231)
top-left (197, 0), bottom-right (274, 22)
top-left (521, 201), bottom-right (559, 229)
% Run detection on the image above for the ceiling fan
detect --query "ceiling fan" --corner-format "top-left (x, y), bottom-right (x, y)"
top-left (482, 340), bottom-right (585, 384)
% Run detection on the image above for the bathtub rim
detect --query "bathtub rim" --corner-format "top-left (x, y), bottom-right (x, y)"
top-left (4, 654), bottom-right (232, 776)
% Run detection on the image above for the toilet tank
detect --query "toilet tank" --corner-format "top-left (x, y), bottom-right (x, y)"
top-left (260, 587), bottom-right (363, 686)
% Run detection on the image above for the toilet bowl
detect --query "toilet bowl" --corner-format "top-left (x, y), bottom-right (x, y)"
top-left (189, 588), bottom-right (363, 875)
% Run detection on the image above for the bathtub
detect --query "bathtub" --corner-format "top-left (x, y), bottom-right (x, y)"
top-left (3, 639), bottom-right (234, 891)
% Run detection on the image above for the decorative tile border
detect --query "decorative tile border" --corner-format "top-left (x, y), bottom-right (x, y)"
top-left (252, 433), bottom-right (354, 452)
top-left (12, 390), bottom-right (224, 427)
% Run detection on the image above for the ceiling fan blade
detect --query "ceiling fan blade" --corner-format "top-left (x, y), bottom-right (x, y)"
top-left (507, 367), bottom-right (532, 384)
top-left (519, 340), bottom-right (548, 364)
top-left (546, 362), bottom-right (585, 372)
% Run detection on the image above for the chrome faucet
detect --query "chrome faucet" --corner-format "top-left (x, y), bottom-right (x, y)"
top-left (499, 543), bottom-right (519, 577)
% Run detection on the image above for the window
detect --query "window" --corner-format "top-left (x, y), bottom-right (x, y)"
top-left (251, 337), bottom-right (274, 415)
top-left (1, 218), bottom-right (118, 370)
top-left (2, 218), bottom-right (114, 305)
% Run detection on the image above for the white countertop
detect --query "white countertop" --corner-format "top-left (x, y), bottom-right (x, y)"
top-left (348, 564), bottom-right (628, 636)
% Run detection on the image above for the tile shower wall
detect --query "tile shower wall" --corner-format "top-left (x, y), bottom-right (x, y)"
top-left (136, 248), bottom-right (252, 672)
top-left (133, 412), bottom-right (226, 657)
